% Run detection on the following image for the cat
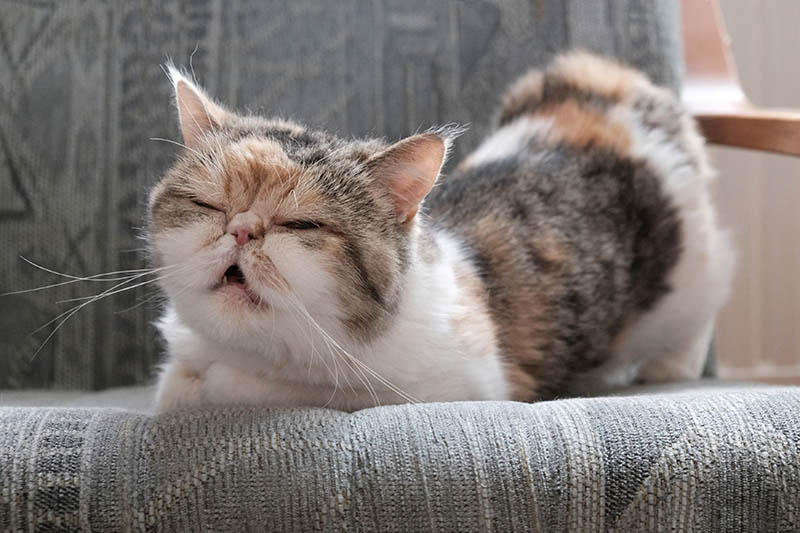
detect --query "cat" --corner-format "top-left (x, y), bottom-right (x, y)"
top-left (151, 51), bottom-right (734, 412)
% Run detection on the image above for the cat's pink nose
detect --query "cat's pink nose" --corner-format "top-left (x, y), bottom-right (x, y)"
top-left (229, 224), bottom-right (261, 245)
top-left (227, 213), bottom-right (264, 245)
top-left (233, 228), bottom-right (251, 246)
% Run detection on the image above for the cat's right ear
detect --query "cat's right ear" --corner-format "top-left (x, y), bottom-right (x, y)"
top-left (166, 64), bottom-right (229, 149)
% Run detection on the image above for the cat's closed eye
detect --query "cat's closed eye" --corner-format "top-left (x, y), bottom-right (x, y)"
top-left (279, 220), bottom-right (325, 231)
top-left (191, 199), bottom-right (223, 212)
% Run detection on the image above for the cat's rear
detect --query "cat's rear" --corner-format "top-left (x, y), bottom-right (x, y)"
top-left (151, 52), bottom-right (732, 411)
top-left (427, 52), bottom-right (734, 399)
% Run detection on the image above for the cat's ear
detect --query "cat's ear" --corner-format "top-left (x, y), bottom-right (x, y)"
top-left (368, 131), bottom-right (455, 224)
top-left (167, 65), bottom-right (230, 149)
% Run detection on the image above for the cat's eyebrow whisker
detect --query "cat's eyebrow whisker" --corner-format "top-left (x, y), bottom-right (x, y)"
top-left (149, 137), bottom-right (210, 165)
top-left (204, 119), bottom-right (226, 166)
top-left (194, 108), bottom-right (227, 175)
top-left (303, 142), bottom-right (350, 169)
top-left (150, 133), bottom-right (223, 176)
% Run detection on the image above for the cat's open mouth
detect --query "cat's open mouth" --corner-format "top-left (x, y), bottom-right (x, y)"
top-left (218, 264), bottom-right (267, 308)
top-left (223, 264), bottom-right (247, 287)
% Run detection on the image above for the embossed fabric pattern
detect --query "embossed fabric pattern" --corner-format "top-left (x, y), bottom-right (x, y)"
top-left (1, 388), bottom-right (798, 531)
top-left (0, 0), bottom-right (682, 389)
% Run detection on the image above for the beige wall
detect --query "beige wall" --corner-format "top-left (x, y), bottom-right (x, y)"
top-left (713, 0), bottom-right (800, 382)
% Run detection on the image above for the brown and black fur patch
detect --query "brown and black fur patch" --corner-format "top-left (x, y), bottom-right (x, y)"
top-left (427, 149), bottom-right (682, 400)
top-left (497, 51), bottom-right (648, 127)
top-left (426, 53), bottom-right (686, 400)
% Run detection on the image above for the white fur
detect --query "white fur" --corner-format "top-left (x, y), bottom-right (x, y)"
top-left (155, 222), bottom-right (509, 412)
top-left (463, 116), bottom-right (553, 167)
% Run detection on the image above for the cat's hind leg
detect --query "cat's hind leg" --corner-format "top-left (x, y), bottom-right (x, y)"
top-left (636, 321), bottom-right (714, 383)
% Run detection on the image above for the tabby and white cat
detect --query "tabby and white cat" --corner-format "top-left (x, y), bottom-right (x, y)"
top-left (151, 52), bottom-right (733, 412)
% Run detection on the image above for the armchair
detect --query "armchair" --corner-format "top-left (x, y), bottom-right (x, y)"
top-left (1, 1), bottom-right (798, 531)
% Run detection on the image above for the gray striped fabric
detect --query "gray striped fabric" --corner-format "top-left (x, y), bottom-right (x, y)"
top-left (2, 387), bottom-right (799, 532)
top-left (0, 0), bottom-right (682, 389)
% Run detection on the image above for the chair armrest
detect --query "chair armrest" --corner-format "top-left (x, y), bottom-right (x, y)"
top-left (681, 0), bottom-right (800, 156)
top-left (686, 95), bottom-right (800, 156)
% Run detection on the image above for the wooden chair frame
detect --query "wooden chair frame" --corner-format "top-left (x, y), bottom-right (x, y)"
top-left (682, 0), bottom-right (800, 156)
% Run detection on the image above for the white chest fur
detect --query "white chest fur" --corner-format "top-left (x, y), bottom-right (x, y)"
top-left (155, 231), bottom-right (510, 412)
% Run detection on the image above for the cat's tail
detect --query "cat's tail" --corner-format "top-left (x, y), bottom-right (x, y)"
top-left (495, 51), bottom-right (715, 184)
top-left (497, 51), bottom-right (653, 126)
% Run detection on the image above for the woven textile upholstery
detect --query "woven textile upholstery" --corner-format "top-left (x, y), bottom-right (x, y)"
top-left (1, 386), bottom-right (798, 532)
top-left (0, 0), bottom-right (682, 389)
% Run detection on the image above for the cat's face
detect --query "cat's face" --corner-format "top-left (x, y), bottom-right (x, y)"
top-left (148, 69), bottom-right (451, 350)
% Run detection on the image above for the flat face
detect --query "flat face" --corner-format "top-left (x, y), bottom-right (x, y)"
top-left (148, 117), bottom-right (421, 350)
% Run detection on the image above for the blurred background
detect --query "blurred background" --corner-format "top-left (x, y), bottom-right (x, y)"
top-left (0, 0), bottom-right (798, 389)
top-left (0, 0), bottom-right (685, 390)
top-left (713, 0), bottom-right (800, 384)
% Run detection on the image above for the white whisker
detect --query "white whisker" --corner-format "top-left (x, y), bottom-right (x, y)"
top-left (283, 292), bottom-right (419, 406)
top-left (55, 270), bottom-right (183, 304)
top-left (271, 292), bottom-right (345, 406)
top-left (3, 259), bottom-right (184, 297)
top-left (16, 256), bottom-right (156, 282)
top-left (26, 261), bottom-right (204, 363)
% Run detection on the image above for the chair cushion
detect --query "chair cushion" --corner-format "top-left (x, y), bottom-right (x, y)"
top-left (2, 384), bottom-right (798, 531)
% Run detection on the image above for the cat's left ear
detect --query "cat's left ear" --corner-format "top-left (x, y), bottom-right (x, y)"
top-left (166, 64), bottom-right (230, 150)
top-left (368, 131), bottom-right (454, 224)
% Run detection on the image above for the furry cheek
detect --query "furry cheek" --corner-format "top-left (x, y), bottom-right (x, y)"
top-left (256, 234), bottom-right (340, 316)
top-left (152, 223), bottom-right (234, 295)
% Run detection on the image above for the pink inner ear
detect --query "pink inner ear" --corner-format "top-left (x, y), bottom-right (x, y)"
top-left (372, 134), bottom-right (447, 223)
top-left (174, 79), bottom-right (227, 149)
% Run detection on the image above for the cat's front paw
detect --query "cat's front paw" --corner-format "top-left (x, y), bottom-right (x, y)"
top-left (203, 362), bottom-right (268, 407)
top-left (154, 361), bottom-right (210, 412)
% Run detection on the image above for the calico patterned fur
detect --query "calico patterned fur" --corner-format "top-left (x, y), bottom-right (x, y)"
top-left (150, 52), bottom-right (733, 411)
